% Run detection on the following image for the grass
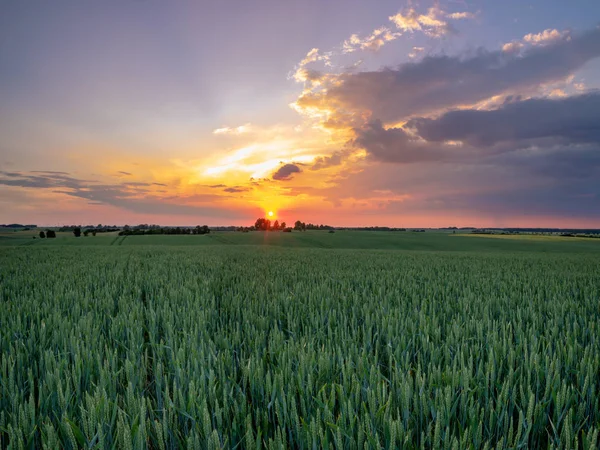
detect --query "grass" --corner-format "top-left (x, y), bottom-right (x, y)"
top-left (1, 232), bottom-right (600, 448)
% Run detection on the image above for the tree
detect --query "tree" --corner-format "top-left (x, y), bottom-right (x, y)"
top-left (92, 230), bottom-right (97, 236)
top-left (281, 222), bottom-right (286, 230)
top-left (273, 220), bottom-right (280, 231)
top-left (194, 225), bottom-right (210, 235)
top-left (294, 220), bottom-right (303, 231)
top-left (73, 227), bottom-right (81, 237)
top-left (254, 218), bottom-right (271, 231)
top-left (83, 230), bottom-right (89, 237)
top-left (39, 231), bottom-right (46, 238)
top-left (46, 230), bottom-right (56, 238)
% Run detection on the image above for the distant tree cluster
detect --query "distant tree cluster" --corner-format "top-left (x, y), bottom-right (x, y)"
top-left (60, 224), bottom-right (120, 234)
top-left (119, 225), bottom-right (210, 236)
top-left (0, 223), bottom-right (37, 228)
top-left (254, 218), bottom-right (288, 231)
top-left (248, 218), bottom-right (336, 232)
top-left (470, 228), bottom-right (600, 239)
top-left (39, 230), bottom-right (56, 238)
top-left (337, 226), bottom-right (406, 232)
top-left (294, 221), bottom-right (334, 231)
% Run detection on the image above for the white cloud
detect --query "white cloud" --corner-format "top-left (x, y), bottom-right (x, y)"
top-left (293, 4), bottom-right (476, 84)
top-left (447, 11), bottom-right (476, 20)
top-left (342, 27), bottom-right (400, 54)
top-left (502, 29), bottom-right (569, 55)
top-left (292, 48), bottom-right (332, 83)
top-left (213, 123), bottom-right (252, 135)
top-left (523, 28), bottom-right (569, 45)
top-left (389, 6), bottom-right (455, 38)
top-left (502, 41), bottom-right (524, 54)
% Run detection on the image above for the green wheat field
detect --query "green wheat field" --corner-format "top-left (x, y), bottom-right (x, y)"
top-left (1, 231), bottom-right (600, 449)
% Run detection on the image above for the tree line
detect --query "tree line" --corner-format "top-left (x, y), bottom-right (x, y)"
top-left (118, 225), bottom-right (210, 236)
top-left (249, 218), bottom-right (334, 231)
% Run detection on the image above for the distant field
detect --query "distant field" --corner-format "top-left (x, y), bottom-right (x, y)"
top-left (2, 231), bottom-right (600, 448)
top-left (456, 232), bottom-right (600, 242)
top-left (2, 229), bottom-right (600, 253)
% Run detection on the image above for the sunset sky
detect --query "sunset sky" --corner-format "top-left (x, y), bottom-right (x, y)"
top-left (1, 0), bottom-right (599, 227)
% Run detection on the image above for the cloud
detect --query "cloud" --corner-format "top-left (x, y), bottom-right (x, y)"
top-left (303, 139), bottom-right (600, 224)
top-left (502, 41), bottom-right (524, 54)
top-left (0, 171), bottom-right (93, 189)
top-left (294, 27), bottom-right (600, 125)
top-left (272, 163), bottom-right (301, 181)
top-left (213, 123), bottom-right (252, 135)
top-left (223, 186), bottom-right (251, 193)
top-left (299, 48), bottom-right (330, 67)
top-left (30, 170), bottom-right (70, 175)
top-left (408, 46), bottom-right (426, 58)
top-left (389, 6), bottom-right (455, 38)
top-left (118, 171), bottom-right (132, 176)
top-left (343, 27), bottom-right (400, 54)
top-left (0, 171), bottom-right (246, 219)
top-left (337, 88), bottom-right (600, 223)
top-left (352, 120), bottom-right (455, 163)
top-left (350, 93), bottom-right (600, 167)
top-left (408, 93), bottom-right (600, 147)
top-left (524, 28), bottom-right (569, 45)
top-left (292, 3), bottom-right (475, 86)
top-left (311, 150), bottom-right (348, 170)
top-left (502, 28), bottom-right (570, 56)
top-left (283, 22), bottom-right (600, 224)
top-left (446, 12), bottom-right (476, 20)
top-left (292, 48), bottom-right (332, 83)
top-left (502, 29), bottom-right (569, 55)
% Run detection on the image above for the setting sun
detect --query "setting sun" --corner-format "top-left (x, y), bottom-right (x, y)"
top-left (268, 211), bottom-right (274, 217)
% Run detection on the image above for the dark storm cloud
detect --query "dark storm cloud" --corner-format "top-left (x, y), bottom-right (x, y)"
top-left (272, 163), bottom-right (301, 180)
top-left (408, 93), bottom-right (600, 147)
top-left (296, 27), bottom-right (600, 123)
top-left (352, 120), bottom-right (456, 163)
top-left (352, 93), bottom-right (600, 167)
top-left (434, 182), bottom-right (600, 219)
top-left (488, 143), bottom-right (600, 180)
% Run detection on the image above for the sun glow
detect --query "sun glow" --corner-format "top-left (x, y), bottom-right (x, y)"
top-left (268, 211), bottom-right (274, 217)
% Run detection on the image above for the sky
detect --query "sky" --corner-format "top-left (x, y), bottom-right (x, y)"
top-left (1, 0), bottom-right (600, 227)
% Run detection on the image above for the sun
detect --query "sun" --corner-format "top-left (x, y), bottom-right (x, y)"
top-left (268, 211), bottom-right (274, 217)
